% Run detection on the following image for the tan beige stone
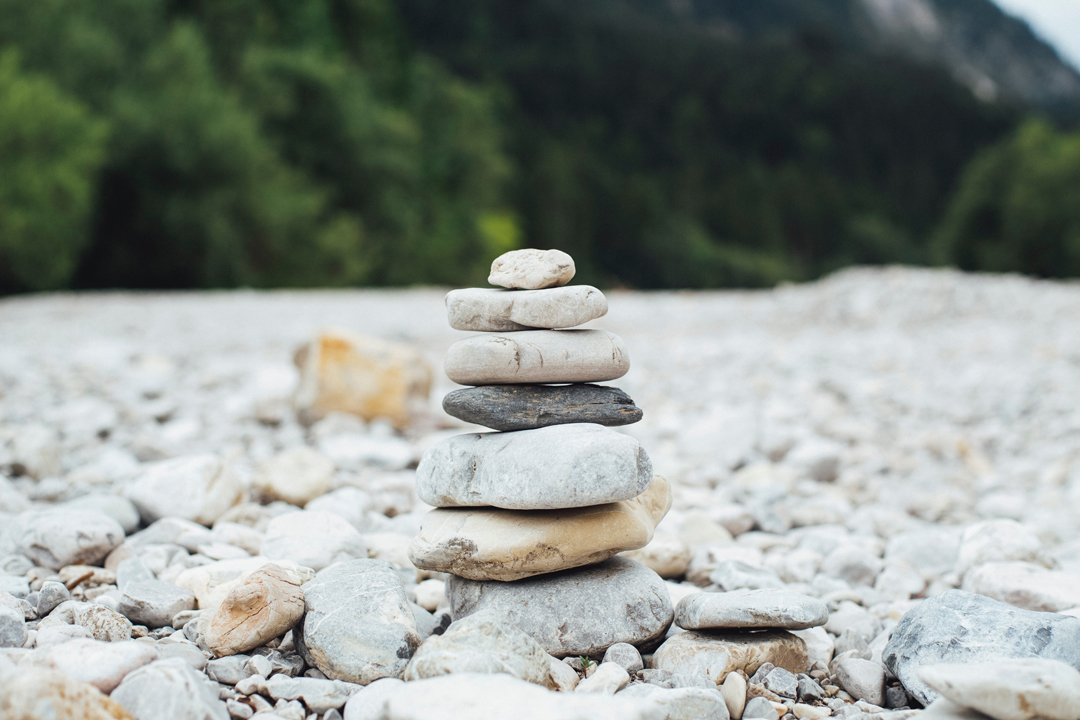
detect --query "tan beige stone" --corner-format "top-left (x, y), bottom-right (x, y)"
top-left (204, 564), bottom-right (306, 657)
top-left (0, 668), bottom-right (134, 720)
top-left (650, 629), bottom-right (809, 685)
top-left (444, 330), bottom-right (629, 385)
top-left (488, 248), bottom-right (575, 289)
top-left (621, 532), bottom-right (691, 579)
top-left (252, 447), bottom-right (334, 507)
top-left (174, 556), bottom-right (314, 611)
top-left (293, 328), bottom-right (432, 429)
top-left (409, 477), bottom-right (670, 581)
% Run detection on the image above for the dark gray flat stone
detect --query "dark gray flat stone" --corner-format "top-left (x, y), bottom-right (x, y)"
top-left (442, 384), bottom-right (642, 431)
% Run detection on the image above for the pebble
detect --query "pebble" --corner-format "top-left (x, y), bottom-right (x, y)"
top-left (63, 493), bottom-right (142, 535)
top-left (11, 509), bottom-right (124, 570)
top-left (721, 671), bottom-right (747, 719)
top-left (651, 630), bottom-right (809, 686)
top-left (37, 601), bottom-right (133, 641)
top-left (34, 623), bottom-right (92, 648)
top-left (444, 329), bottom-right (629, 385)
top-left (548, 654), bottom-right (580, 691)
top-left (960, 561), bottom-right (1080, 612)
top-left (295, 559), bottom-right (419, 684)
top-left (710, 561), bottom-right (785, 591)
top-left (488, 248), bottom-right (575, 289)
top-left (416, 423), bottom-right (652, 510)
top-left (25, 638), bottom-right (159, 693)
top-left (409, 475), bottom-right (670, 581)
top-left (919, 698), bottom-right (994, 719)
top-left (264, 674), bottom-right (361, 713)
top-left (260, 511), bottom-right (367, 571)
top-left (792, 704), bottom-right (830, 720)
top-left (204, 563), bottom-right (305, 657)
top-left (118, 579), bottom-right (196, 628)
top-left (833, 657), bottom-right (884, 706)
top-left (622, 532), bottom-right (692, 579)
top-left (918, 658), bottom-right (1080, 720)
top-left (576, 662), bottom-right (630, 694)
top-left (446, 285), bottom-right (607, 331)
top-left (620, 684), bottom-right (731, 720)
top-left (35, 581), bottom-right (70, 616)
top-left (448, 556), bottom-right (673, 657)
top-left (292, 328), bottom-right (433, 429)
top-left (252, 447), bottom-right (335, 507)
top-left (442, 383), bottom-right (642, 431)
top-left (882, 590), bottom-right (1080, 706)
top-left (403, 609), bottom-right (552, 686)
top-left (173, 556), bottom-right (313, 611)
top-left (0, 667), bottom-right (135, 720)
top-left (205, 654), bottom-right (252, 684)
top-left (602, 642), bottom-right (644, 674)
top-left (744, 696), bottom-right (780, 720)
top-left (954, 519), bottom-right (1049, 578)
top-left (111, 657), bottom-right (229, 720)
top-left (763, 667), bottom-right (798, 698)
top-left (413, 578), bottom-right (445, 612)
top-left (675, 589), bottom-right (829, 631)
top-left (344, 672), bottom-right (660, 720)
top-left (0, 606), bottom-right (27, 648)
top-left (125, 454), bottom-right (244, 526)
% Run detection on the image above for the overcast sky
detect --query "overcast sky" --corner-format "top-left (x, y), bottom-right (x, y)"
top-left (993, 0), bottom-right (1080, 70)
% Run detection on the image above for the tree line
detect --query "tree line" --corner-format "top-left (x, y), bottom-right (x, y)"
top-left (0, 0), bottom-right (1076, 293)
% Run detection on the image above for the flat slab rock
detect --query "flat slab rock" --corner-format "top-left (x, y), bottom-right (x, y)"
top-left (446, 286), bottom-right (607, 332)
top-left (447, 556), bottom-right (673, 658)
top-left (650, 629), bottom-right (809, 685)
top-left (444, 330), bottom-right (629, 386)
top-left (882, 589), bottom-right (1080, 707)
top-left (488, 248), bottom-right (575, 290)
top-left (409, 475), bottom-right (671, 581)
top-left (415, 423), bottom-right (652, 510)
top-left (442, 384), bottom-right (642, 431)
top-left (675, 588), bottom-right (829, 631)
top-left (918, 658), bottom-right (1080, 720)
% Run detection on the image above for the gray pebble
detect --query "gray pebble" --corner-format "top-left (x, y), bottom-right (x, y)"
top-left (602, 643), bottom-right (644, 675)
top-left (744, 696), bottom-right (780, 720)
top-left (35, 581), bottom-right (70, 617)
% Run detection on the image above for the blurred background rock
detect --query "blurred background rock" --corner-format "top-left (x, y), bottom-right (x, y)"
top-left (0, 0), bottom-right (1078, 294)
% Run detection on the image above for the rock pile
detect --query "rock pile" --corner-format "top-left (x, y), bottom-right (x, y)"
top-left (409, 248), bottom-right (675, 658)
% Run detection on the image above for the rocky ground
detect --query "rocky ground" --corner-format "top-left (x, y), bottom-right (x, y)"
top-left (1, 266), bottom-right (1080, 720)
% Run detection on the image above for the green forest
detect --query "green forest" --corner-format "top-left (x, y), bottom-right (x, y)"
top-left (1, 0), bottom-right (1078, 293)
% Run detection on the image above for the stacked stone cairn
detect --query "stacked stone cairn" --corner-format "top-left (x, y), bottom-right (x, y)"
top-left (408, 248), bottom-right (677, 664)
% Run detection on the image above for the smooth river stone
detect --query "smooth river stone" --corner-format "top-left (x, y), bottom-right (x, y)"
top-left (415, 423), bottom-right (652, 510)
top-left (446, 286), bottom-right (606, 332)
top-left (409, 476), bottom-right (671, 581)
top-left (442, 384), bottom-right (642, 431)
top-left (650, 630), bottom-right (810, 685)
top-left (444, 330), bottom-right (629, 386)
top-left (447, 556), bottom-right (673, 657)
top-left (488, 248), bottom-right (575, 289)
top-left (675, 589), bottom-right (829, 631)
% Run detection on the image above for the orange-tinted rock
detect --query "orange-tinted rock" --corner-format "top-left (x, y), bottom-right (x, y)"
top-left (294, 328), bottom-right (432, 429)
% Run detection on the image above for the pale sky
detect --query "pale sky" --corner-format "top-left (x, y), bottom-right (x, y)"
top-left (993, 0), bottom-right (1080, 71)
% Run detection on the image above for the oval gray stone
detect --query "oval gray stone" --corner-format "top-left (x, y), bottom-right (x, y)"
top-left (675, 589), bottom-right (829, 631)
top-left (447, 557), bottom-right (673, 658)
top-left (446, 286), bottom-right (607, 332)
top-left (882, 589), bottom-right (1080, 707)
top-left (444, 330), bottom-right (629, 386)
top-left (296, 559), bottom-right (420, 685)
top-left (415, 424), bottom-right (652, 510)
top-left (442, 384), bottom-right (642, 431)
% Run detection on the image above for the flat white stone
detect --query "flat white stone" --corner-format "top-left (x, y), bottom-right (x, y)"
top-left (444, 330), bottom-right (629, 385)
top-left (111, 657), bottom-right (229, 720)
top-left (675, 589), bottom-right (829, 631)
top-left (488, 249), bottom-right (575, 289)
top-left (125, 454), bottom-right (244, 526)
top-left (619, 684), bottom-right (731, 720)
top-left (343, 672), bottom-right (663, 720)
top-left (25, 638), bottom-right (159, 693)
top-left (446, 286), bottom-right (607, 331)
top-left (919, 658), bottom-right (1080, 720)
top-left (415, 423), bottom-right (652, 510)
top-left (260, 511), bottom-right (367, 571)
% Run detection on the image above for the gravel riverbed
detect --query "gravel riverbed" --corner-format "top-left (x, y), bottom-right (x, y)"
top-left (1, 266), bottom-right (1079, 720)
